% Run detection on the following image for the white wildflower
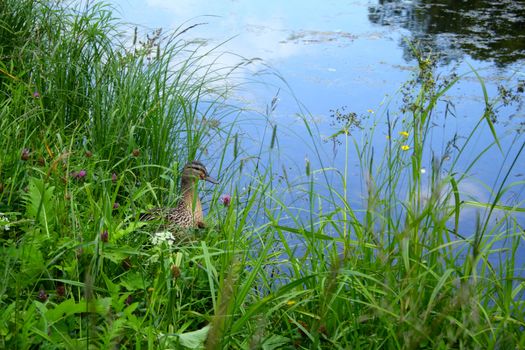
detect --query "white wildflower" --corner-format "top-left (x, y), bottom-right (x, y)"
top-left (151, 230), bottom-right (174, 246)
top-left (0, 213), bottom-right (10, 231)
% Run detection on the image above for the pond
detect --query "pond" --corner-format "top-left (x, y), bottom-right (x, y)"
top-left (111, 0), bottom-right (525, 256)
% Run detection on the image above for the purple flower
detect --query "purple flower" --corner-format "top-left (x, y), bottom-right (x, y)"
top-left (101, 230), bottom-right (109, 243)
top-left (113, 202), bottom-right (119, 209)
top-left (111, 173), bottom-right (117, 183)
top-left (125, 295), bottom-right (133, 306)
top-left (21, 148), bottom-right (30, 161)
top-left (71, 170), bottom-right (87, 180)
top-left (56, 285), bottom-right (65, 297)
top-left (38, 289), bottom-right (48, 302)
top-left (33, 91), bottom-right (40, 99)
top-left (221, 194), bottom-right (231, 207)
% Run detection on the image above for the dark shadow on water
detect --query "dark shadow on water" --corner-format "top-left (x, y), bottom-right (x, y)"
top-left (368, 0), bottom-right (525, 66)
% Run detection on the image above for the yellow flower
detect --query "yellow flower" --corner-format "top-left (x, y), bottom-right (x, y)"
top-left (286, 300), bottom-right (296, 306)
top-left (367, 109), bottom-right (374, 114)
top-left (399, 131), bottom-right (409, 138)
top-left (401, 145), bottom-right (410, 151)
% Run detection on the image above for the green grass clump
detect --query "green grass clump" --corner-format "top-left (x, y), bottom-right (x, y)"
top-left (1, 1), bottom-right (524, 349)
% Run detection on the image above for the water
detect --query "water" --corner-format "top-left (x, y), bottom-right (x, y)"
top-left (110, 0), bottom-right (525, 256)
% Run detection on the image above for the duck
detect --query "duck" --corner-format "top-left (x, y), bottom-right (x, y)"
top-left (144, 161), bottom-right (218, 231)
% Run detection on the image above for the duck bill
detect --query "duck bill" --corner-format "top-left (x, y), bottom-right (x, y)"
top-left (205, 175), bottom-right (219, 184)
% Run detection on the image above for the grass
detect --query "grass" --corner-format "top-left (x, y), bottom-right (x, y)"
top-left (1, 0), bottom-right (524, 349)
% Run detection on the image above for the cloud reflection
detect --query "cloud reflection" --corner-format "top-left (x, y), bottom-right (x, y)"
top-left (144, 0), bottom-right (302, 66)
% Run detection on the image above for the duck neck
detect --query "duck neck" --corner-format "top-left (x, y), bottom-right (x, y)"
top-left (180, 177), bottom-right (201, 213)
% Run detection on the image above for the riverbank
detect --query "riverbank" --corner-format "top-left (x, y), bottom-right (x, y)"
top-left (1, 1), bottom-right (524, 348)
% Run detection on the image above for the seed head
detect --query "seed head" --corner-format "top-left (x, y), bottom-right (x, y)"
top-left (21, 149), bottom-right (30, 161)
top-left (171, 265), bottom-right (181, 279)
top-left (38, 289), bottom-right (48, 302)
top-left (101, 230), bottom-right (109, 243)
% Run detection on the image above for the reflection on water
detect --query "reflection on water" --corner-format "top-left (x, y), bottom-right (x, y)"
top-left (281, 30), bottom-right (356, 45)
top-left (368, 0), bottom-right (525, 65)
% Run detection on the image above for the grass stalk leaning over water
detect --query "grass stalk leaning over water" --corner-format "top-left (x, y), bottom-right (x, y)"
top-left (257, 53), bottom-right (524, 348)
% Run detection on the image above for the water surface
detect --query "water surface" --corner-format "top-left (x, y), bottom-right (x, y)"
top-left (111, 0), bottom-right (525, 246)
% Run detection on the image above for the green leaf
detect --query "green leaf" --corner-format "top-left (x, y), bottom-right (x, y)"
top-left (119, 272), bottom-right (146, 291)
top-left (469, 64), bottom-right (502, 153)
top-left (463, 200), bottom-right (525, 213)
top-left (23, 177), bottom-right (56, 237)
top-left (449, 176), bottom-right (460, 236)
top-left (45, 297), bottom-right (112, 324)
top-left (162, 325), bottom-right (210, 349)
top-left (45, 298), bottom-right (86, 323)
top-left (263, 334), bottom-right (291, 350)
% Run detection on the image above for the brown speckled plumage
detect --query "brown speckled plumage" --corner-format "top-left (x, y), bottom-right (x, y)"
top-left (144, 161), bottom-right (218, 232)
